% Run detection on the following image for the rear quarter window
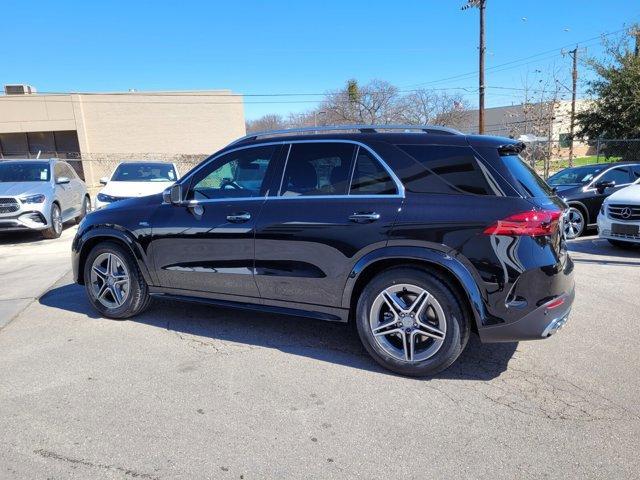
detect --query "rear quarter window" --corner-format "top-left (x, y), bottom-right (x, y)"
top-left (396, 144), bottom-right (506, 196)
top-left (499, 155), bottom-right (554, 198)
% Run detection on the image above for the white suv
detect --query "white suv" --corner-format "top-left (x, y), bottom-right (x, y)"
top-left (598, 178), bottom-right (640, 248)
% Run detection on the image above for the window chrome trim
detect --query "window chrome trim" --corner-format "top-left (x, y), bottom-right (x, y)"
top-left (179, 139), bottom-right (405, 202)
top-left (583, 164), bottom-right (639, 192)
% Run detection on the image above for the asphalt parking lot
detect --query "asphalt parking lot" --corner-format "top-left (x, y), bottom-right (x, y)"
top-left (1, 228), bottom-right (639, 479)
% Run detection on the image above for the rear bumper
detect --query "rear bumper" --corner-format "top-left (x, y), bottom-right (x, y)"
top-left (478, 287), bottom-right (575, 342)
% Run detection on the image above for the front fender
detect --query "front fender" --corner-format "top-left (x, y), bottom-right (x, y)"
top-left (72, 224), bottom-right (155, 286)
top-left (341, 246), bottom-right (489, 330)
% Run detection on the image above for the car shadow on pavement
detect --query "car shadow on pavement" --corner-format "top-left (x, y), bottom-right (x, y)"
top-left (568, 237), bottom-right (640, 260)
top-left (0, 224), bottom-right (76, 245)
top-left (40, 282), bottom-right (517, 381)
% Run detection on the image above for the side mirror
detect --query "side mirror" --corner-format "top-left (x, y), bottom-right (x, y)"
top-left (170, 184), bottom-right (182, 204)
top-left (594, 180), bottom-right (615, 193)
top-left (99, 177), bottom-right (109, 185)
top-left (56, 176), bottom-right (70, 185)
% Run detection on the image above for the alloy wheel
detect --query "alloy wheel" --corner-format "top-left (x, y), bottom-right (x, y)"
top-left (369, 283), bottom-right (447, 363)
top-left (564, 207), bottom-right (584, 239)
top-left (90, 252), bottom-right (130, 309)
top-left (52, 206), bottom-right (63, 235)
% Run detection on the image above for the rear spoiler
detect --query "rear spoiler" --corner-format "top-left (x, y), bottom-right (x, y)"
top-left (497, 142), bottom-right (526, 155)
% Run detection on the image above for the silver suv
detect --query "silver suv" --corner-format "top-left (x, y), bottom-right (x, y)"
top-left (0, 159), bottom-right (91, 239)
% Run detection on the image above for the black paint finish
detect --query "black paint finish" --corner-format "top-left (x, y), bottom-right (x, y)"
top-left (72, 132), bottom-right (575, 343)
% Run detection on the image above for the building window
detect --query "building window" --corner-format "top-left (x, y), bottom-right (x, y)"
top-left (559, 133), bottom-right (572, 149)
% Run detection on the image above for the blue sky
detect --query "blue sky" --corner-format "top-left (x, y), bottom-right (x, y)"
top-left (1, 0), bottom-right (638, 119)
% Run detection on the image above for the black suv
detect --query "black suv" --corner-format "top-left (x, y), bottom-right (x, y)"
top-left (547, 162), bottom-right (640, 238)
top-left (72, 126), bottom-right (574, 376)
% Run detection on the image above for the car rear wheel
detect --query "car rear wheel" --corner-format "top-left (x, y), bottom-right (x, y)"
top-left (355, 267), bottom-right (469, 377)
top-left (41, 203), bottom-right (63, 239)
top-left (84, 241), bottom-right (151, 319)
top-left (564, 206), bottom-right (585, 239)
top-left (76, 195), bottom-right (91, 224)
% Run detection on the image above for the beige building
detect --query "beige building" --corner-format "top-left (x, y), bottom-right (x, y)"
top-left (0, 86), bottom-right (246, 185)
top-left (460, 99), bottom-right (594, 157)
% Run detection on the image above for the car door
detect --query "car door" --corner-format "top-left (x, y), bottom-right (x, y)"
top-left (586, 165), bottom-right (634, 221)
top-left (148, 144), bottom-right (281, 299)
top-left (254, 141), bottom-right (403, 311)
top-left (61, 162), bottom-right (84, 215)
top-left (52, 163), bottom-right (74, 220)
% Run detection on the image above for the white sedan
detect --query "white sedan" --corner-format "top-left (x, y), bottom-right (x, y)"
top-left (95, 162), bottom-right (179, 209)
top-left (597, 178), bottom-right (640, 248)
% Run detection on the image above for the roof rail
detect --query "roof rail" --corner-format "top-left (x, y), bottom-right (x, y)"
top-left (229, 124), bottom-right (463, 146)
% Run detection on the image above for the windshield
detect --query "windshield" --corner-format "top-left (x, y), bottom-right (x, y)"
top-left (547, 165), bottom-right (606, 186)
top-left (111, 163), bottom-right (177, 182)
top-left (0, 162), bottom-right (50, 182)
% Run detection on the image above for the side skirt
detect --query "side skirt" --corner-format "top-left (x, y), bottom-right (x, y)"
top-left (149, 291), bottom-right (348, 323)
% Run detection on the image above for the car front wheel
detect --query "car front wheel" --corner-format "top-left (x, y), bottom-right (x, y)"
top-left (564, 207), bottom-right (585, 239)
top-left (356, 267), bottom-right (469, 377)
top-left (84, 241), bottom-right (151, 319)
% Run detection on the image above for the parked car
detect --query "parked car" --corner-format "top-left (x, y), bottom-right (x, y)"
top-left (94, 161), bottom-right (179, 209)
top-left (0, 159), bottom-right (90, 239)
top-left (598, 176), bottom-right (640, 248)
top-left (547, 162), bottom-right (640, 239)
top-left (72, 125), bottom-right (574, 377)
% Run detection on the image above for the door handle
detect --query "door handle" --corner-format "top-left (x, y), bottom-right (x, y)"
top-left (349, 212), bottom-right (380, 223)
top-left (227, 212), bottom-right (251, 223)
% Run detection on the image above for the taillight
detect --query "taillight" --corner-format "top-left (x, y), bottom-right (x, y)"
top-left (483, 210), bottom-right (562, 237)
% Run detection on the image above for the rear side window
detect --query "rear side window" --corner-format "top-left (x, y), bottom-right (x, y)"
top-left (632, 165), bottom-right (640, 181)
top-left (397, 145), bottom-right (503, 196)
top-left (280, 143), bottom-right (355, 196)
top-left (350, 148), bottom-right (397, 195)
top-left (499, 155), bottom-right (554, 198)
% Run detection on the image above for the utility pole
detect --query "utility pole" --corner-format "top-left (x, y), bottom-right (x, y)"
top-left (462, 0), bottom-right (486, 134)
top-left (568, 46), bottom-right (578, 167)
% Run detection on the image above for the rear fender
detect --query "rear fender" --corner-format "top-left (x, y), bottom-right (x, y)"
top-left (342, 246), bottom-right (488, 330)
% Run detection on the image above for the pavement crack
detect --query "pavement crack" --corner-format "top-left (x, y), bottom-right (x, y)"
top-left (33, 448), bottom-right (161, 479)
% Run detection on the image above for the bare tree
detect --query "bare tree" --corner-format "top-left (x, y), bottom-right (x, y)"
top-left (319, 79), bottom-right (402, 124)
top-left (397, 89), bottom-right (471, 128)
top-left (245, 114), bottom-right (287, 133)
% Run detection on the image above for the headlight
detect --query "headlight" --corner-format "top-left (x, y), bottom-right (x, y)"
top-left (97, 193), bottom-right (117, 203)
top-left (20, 194), bottom-right (46, 204)
top-left (600, 203), bottom-right (606, 215)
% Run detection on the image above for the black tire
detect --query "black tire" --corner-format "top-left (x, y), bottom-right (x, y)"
top-left (83, 241), bottom-right (151, 319)
top-left (355, 267), bottom-right (470, 377)
top-left (76, 195), bottom-right (91, 224)
top-left (608, 239), bottom-right (638, 249)
top-left (41, 203), bottom-right (63, 239)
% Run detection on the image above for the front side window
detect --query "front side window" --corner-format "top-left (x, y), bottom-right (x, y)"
top-left (0, 162), bottom-right (50, 182)
top-left (632, 165), bottom-right (640, 182)
top-left (189, 145), bottom-right (277, 200)
top-left (598, 166), bottom-right (631, 186)
top-left (350, 149), bottom-right (397, 195)
top-left (280, 143), bottom-right (356, 196)
top-left (112, 163), bottom-right (177, 182)
top-left (398, 144), bottom-right (502, 196)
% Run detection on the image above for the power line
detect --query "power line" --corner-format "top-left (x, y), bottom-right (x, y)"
top-left (403, 25), bottom-right (632, 89)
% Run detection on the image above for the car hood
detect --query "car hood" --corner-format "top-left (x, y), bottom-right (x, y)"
top-left (605, 184), bottom-right (640, 204)
top-left (0, 181), bottom-right (51, 197)
top-left (100, 181), bottom-right (174, 198)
